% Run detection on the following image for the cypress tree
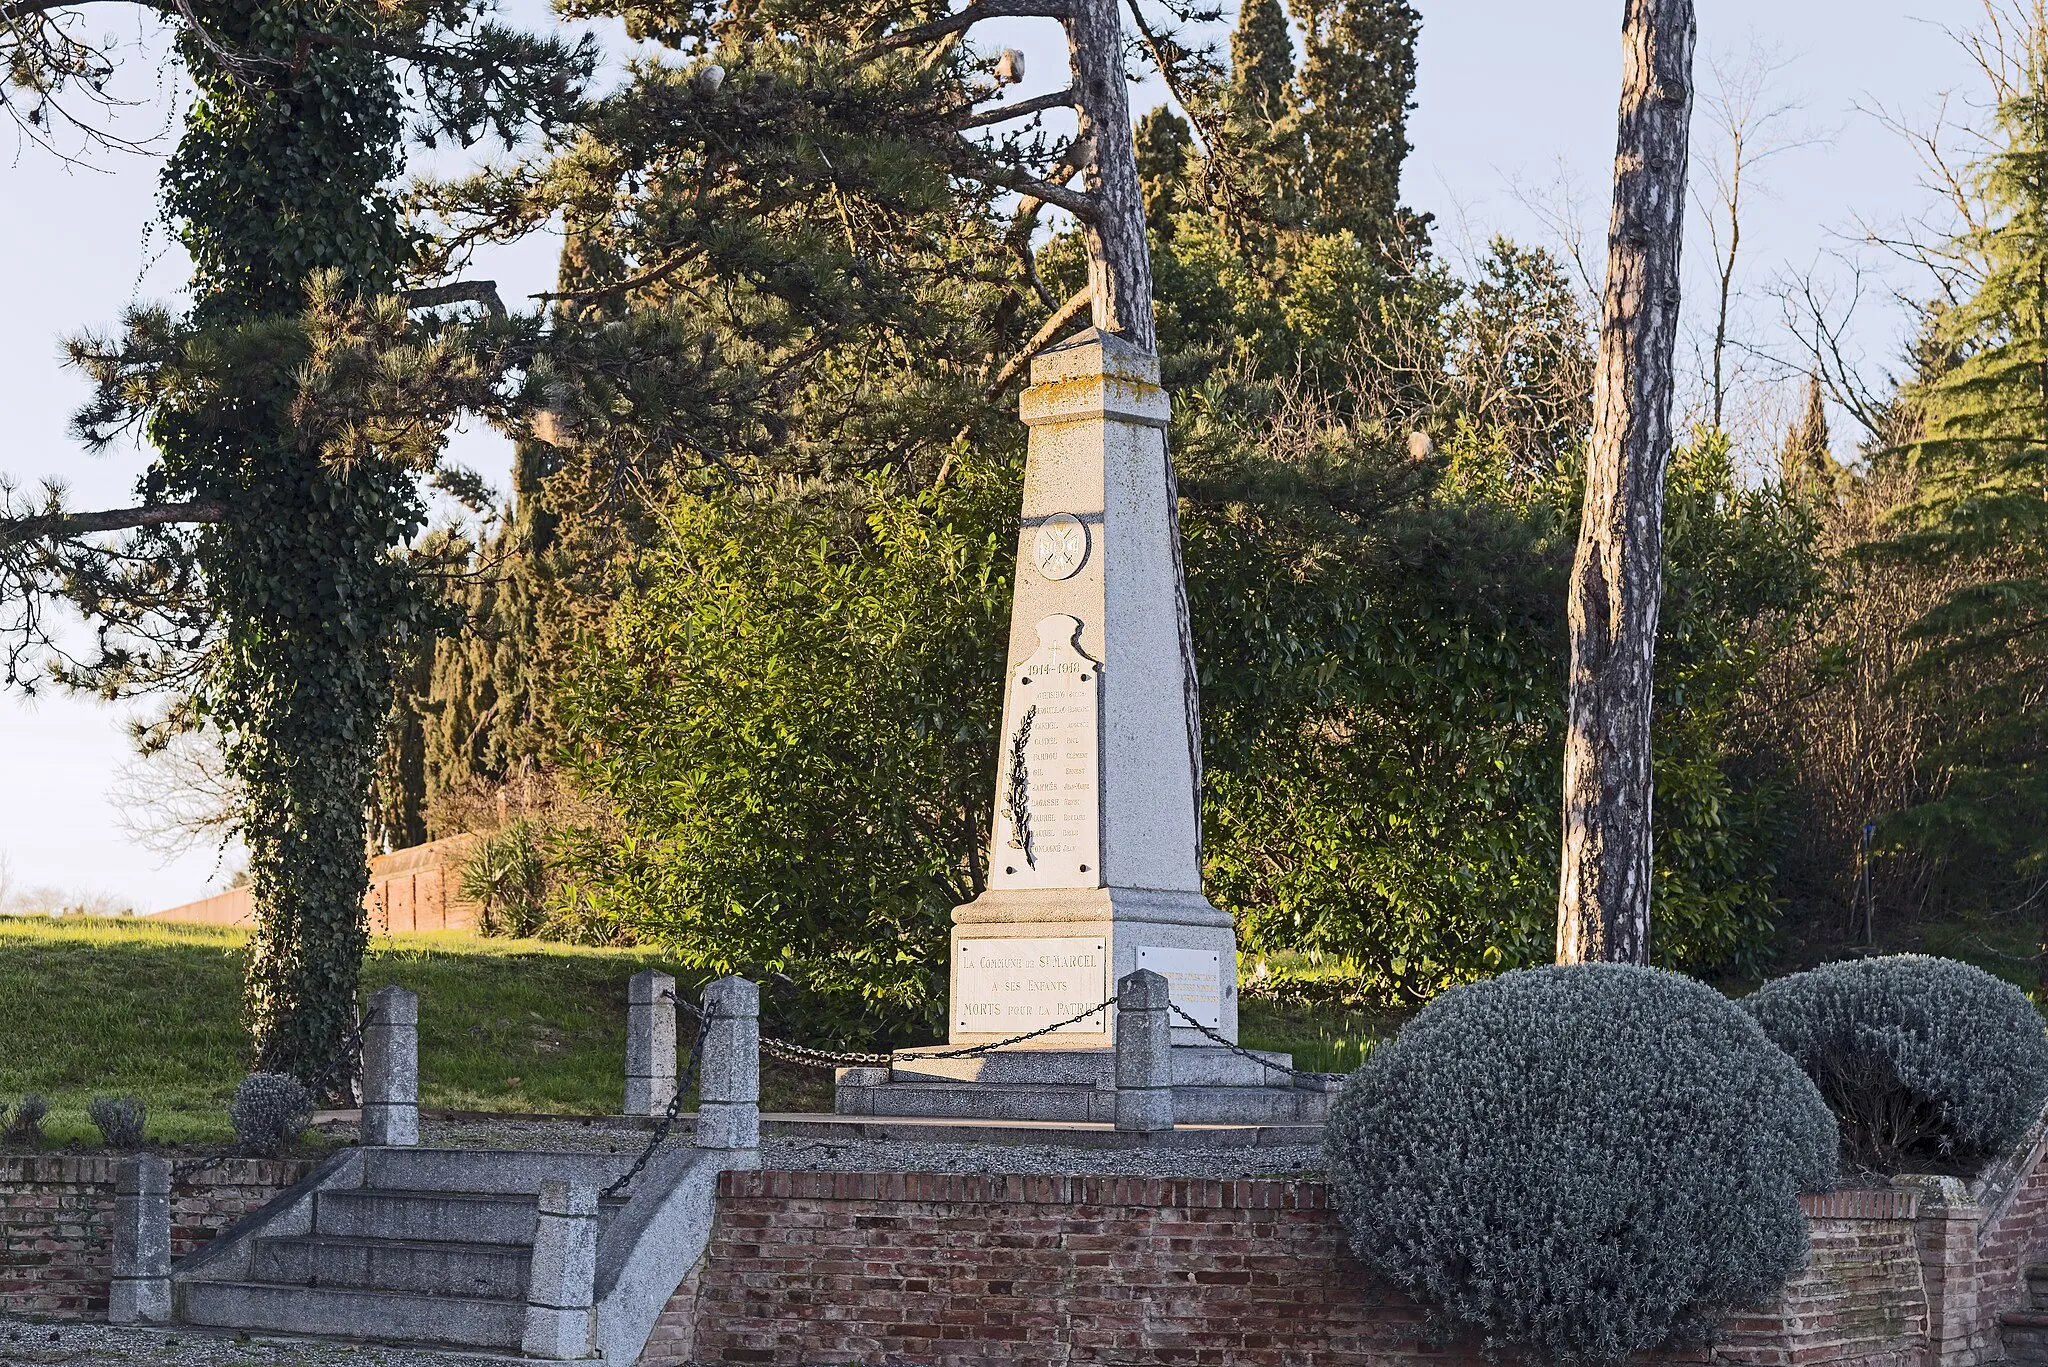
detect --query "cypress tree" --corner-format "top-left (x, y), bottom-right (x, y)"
top-left (1780, 375), bottom-right (1836, 494)
top-left (1290, 0), bottom-right (1424, 254)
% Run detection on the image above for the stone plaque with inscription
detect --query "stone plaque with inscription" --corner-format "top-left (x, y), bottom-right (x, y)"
top-left (954, 937), bottom-right (1109, 1035)
top-left (990, 614), bottom-right (1100, 889)
top-left (1135, 945), bottom-right (1223, 1029)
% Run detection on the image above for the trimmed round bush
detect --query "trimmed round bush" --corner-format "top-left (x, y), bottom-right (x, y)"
top-left (1326, 964), bottom-right (1836, 1366)
top-left (1743, 955), bottom-right (2048, 1176)
top-left (230, 1072), bottom-right (314, 1157)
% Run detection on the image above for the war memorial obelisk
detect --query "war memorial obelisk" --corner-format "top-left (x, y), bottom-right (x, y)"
top-left (829, 0), bottom-right (1337, 1124)
top-left (943, 329), bottom-right (1239, 1050)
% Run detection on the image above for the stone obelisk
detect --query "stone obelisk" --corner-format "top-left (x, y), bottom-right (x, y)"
top-left (945, 331), bottom-right (1239, 1048)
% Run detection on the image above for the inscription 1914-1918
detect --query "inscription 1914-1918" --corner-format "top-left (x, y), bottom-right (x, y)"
top-left (991, 614), bottom-right (1100, 890)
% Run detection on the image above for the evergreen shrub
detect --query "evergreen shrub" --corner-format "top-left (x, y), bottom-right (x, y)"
top-left (1743, 955), bottom-right (2048, 1176)
top-left (1325, 964), bottom-right (1835, 1365)
top-left (229, 1073), bottom-right (313, 1156)
top-left (88, 1095), bottom-right (148, 1149)
top-left (2, 1094), bottom-right (47, 1145)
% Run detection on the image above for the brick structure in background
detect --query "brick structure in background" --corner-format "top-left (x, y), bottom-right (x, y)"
top-left (146, 834), bottom-right (481, 933)
top-left (0, 1155), bottom-right (310, 1317)
top-left (644, 1169), bottom-right (2035, 1367)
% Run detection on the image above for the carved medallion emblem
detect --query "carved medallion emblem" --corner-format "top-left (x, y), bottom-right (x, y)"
top-left (1032, 512), bottom-right (1089, 581)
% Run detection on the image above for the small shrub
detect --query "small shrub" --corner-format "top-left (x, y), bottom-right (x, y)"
top-left (3, 1094), bottom-right (49, 1145)
top-left (1743, 955), bottom-right (2048, 1176)
top-left (1326, 964), bottom-right (1836, 1366)
top-left (88, 1095), bottom-right (148, 1149)
top-left (229, 1073), bottom-right (313, 1156)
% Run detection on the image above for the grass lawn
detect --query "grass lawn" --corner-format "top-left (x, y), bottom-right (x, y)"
top-left (0, 917), bottom-right (833, 1145)
top-left (0, 915), bottom-right (1377, 1147)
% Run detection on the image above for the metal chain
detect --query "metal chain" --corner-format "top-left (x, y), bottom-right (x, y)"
top-left (602, 1003), bottom-right (718, 1200)
top-left (888, 997), bottom-right (1119, 1063)
top-left (1167, 1002), bottom-right (1347, 1086)
top-left (671, 987), bottom-right (1121, 1070)
top-left (758, 1036), bottom-right (893, 1067)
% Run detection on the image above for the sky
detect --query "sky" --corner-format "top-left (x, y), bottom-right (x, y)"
top-left (0, 0), bottom-right (1989, 912)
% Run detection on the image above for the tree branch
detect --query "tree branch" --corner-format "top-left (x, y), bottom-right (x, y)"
top-left (0, 0), bottom-right (151, 25)
top-left (5, 501), bottom-right (230, 539)
top-left (958, 86), bottom-right (1075, 130)
top-left (851, 0), bottom-right (1069, 64)
top-left (960, 141), bottom-right (1097, 219)
top-left (986, 285), bottom-right (1092, 395)
top-left (401, 280), bottom-right (507, 316)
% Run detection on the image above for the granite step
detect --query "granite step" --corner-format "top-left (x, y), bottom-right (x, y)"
top-left (179, 1280), bottom-right (525, 1350)
top-left (313, 1186), bottom-right (623, 1244)
top-left (250, 1233), bottom-right (530, 1300)
top-left (836, 1079), bottom-right (1331, 1125)
top-left (2006, 1310), bottom-right (2048, 1362)
top-left (363, 1145), bottom-right (637, 1195)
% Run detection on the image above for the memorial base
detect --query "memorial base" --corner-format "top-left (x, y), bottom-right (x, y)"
top-left (946, 886), bottom-right (1239, 1048)
top-left (832, 1045), bottom-right (1335, 1126)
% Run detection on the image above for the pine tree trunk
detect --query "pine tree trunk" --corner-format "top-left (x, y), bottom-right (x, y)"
top-left (1557, 0), bottom-right (1696, 965)
top-left (1067, 0), bottom-right (1156, 352)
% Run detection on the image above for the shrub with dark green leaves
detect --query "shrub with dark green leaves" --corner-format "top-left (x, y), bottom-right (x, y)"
top-left (229, 1073), bottom-right (313, 1157)
top-left (88, 1095), bottom-right (148, 1149)
top-left (1326, 964), bottom-right (1836, 1366)
top-left (1743, 955), bottom-right (2048, 1176)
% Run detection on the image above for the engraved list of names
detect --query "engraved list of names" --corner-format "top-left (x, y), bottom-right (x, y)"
top-left (990, 614), bottom-right (1101, 889)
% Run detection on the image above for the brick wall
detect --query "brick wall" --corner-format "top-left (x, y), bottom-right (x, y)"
top-left (0, 1154), bottom-right (311, 1317)
top-left (647, 1174), bottom-right (1932, 1367)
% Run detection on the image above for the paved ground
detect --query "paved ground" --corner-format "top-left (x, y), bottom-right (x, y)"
top-left (0, 1319), bottom-right (514, 1366)
top-left (407, 1114), bottom-right (1328, 1178)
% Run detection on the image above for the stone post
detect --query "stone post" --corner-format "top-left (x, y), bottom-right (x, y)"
top-left (523, 1178), bottom-right (597, 1360)
top-left (109, 1154), bottom-right (171, 1324)
top-left (361, 984), bottom-right (420, 1147)
top-left (1901, 1175), bottom-right (1985, 1367)
top-left (694, 975), bottom-right (760, 1154)
top-left (1115, 969), bottom-right (1174, 1132)
top-left (625, 970), bottom-right (677, 1117)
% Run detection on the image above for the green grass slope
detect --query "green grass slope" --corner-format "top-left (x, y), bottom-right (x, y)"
top-left (0, 915), bottom-right (1379, 1146)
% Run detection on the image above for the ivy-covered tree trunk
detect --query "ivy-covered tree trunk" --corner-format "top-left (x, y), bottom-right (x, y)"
top-left (160, 0), bottom-right (423, 1089)
top-left (1556, 0), bottom-right (1696, 966)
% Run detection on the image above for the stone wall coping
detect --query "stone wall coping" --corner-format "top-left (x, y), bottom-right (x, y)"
top-left (0, 1154), bottom-right (315, 1187)
top-left (1800, 1188), bottom-right (1922, 1221)
top-left (719, 1169), bottom-right (1330, 1209)
top-left (719, 1172), bottom-right (1932, 1221)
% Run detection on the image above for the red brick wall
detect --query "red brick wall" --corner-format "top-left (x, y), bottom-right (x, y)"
top-left (0, 1155), bottom-right (311, 1317)
top-left (648, 1173), bottom-right (1930, 1367)
top-left (1970, 1130), bottom-right (2048, 1364)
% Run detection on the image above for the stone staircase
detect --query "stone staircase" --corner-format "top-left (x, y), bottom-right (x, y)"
top-left (175, 1147), bottom-right (634, 1353)
top-left (2005, 1264), bottom-right (2048, 1361)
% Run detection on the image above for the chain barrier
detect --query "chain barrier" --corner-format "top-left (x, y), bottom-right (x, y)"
top-left (1168, 1003), bottom-right (1349, 1088)
top-left (602, 1001), bottom-right (718, 1200)
top-left (738, 996), bottom-right (1123, 1071)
